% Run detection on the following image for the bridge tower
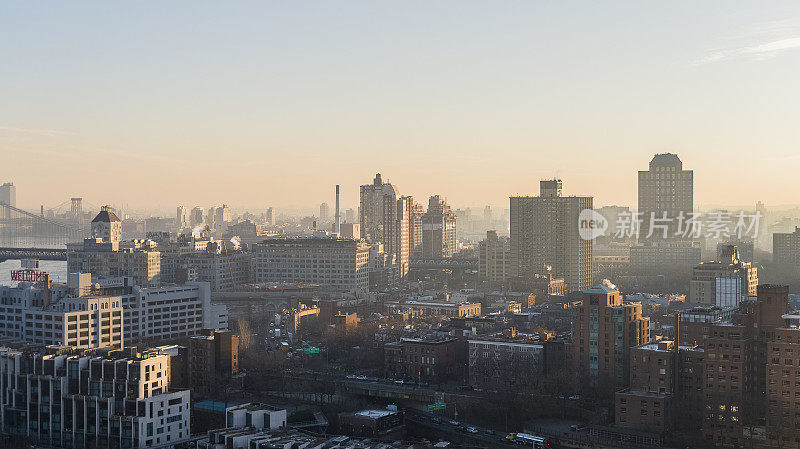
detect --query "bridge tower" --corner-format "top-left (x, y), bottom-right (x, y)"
top-left (70, 198), bottom-right (83, 222)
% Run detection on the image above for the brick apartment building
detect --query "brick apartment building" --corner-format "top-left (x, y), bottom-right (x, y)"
top-left (766, 312), bottom-right (800, 447)
top-left (185, 329), bottom-right (239, 394)
top-left (573, 281), bottom-right (651, 396)
top-left (615, 341), bottom-right (675, 434)
top-left (617, 284), bottom-right (796, 448)
top-left (384, 337), bottom-right (464, 384)
top-left (615, 340), bottom-right (706, 436)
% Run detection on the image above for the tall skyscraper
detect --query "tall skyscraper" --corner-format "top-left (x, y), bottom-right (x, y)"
top-left (176, 205), bottom-right (187, 229)
top-left (638, 153), bottom-right (693, 239)
top-left (215, 204), bottom-right (231, 230)
top-left (206, 206), bottom-right (217, 229)
top-left (345, 208), bottom-right (355, 224)
top-left (359, 173), bottom-right (410, 281)
top-left (359, 174), bottom-right (397, 243)
top-left (390, 196), bottom-right (411, 279)
top-left (266, 207), bottom-right (275, 226)
top-left (191, 206), bottom-right (204, 227)
top-left (510, 179), bottom-right (593, 292)
top-left (632, 154), bottom-right (699, 273)
top-left (406, 197), bottom-right (424, 259)
top-left (422, 195), bottom-right (457, 258)
top-left (320, 202), bottom-right (330, 222)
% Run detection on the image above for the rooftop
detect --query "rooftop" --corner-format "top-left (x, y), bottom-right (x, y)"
top-left (649, 152), bottom-right (683, 168)
top-left (585, 280), bottom-right (618, 294)
top-left (91, 207), bottom-right (121, 223)
top-left (355, 409), bottom-right (397, 419)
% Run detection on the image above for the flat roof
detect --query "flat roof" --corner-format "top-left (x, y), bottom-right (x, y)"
top-left (355, 409), bottom-right (396, 419)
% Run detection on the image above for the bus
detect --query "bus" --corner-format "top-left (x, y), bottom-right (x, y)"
top-left (512, 433), bottom-right (550, 448)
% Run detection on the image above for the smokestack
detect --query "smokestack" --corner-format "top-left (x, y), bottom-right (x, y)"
top-left (43, 273), bottom-right (51, 309)
top-left (335, 185), bottom-right (340, 236)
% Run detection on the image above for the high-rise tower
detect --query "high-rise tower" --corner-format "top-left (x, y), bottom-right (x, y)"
top-left (510, 180), bottom-right (593, 292)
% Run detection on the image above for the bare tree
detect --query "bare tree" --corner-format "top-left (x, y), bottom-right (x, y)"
top-left (237, 317), bottom-right (253, 351)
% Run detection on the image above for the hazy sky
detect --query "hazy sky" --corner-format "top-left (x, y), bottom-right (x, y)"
top-left (3, 2), bottom-right (800, 214)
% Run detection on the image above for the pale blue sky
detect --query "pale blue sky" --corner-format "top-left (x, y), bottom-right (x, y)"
top-left (2, 2), bottom-right (800, 213)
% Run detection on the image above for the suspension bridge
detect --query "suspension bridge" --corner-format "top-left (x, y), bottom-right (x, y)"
top-left (0, 202), bottom-right (89, 262)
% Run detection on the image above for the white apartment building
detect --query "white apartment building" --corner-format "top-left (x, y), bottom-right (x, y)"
top-left (0, 276), bottom-right (226, 349)
top-left (225, 403), bottom-right (287, 430)
top-left (0, 348), bottom-right (190, 449)
top-left (253, 238), bottom-right (371, 294)
top-left (122, 281), bottom-right (222, 342)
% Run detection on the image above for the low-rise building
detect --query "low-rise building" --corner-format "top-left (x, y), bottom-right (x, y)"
top-left (485, 291), bottom-right (537, 308)
top-left (331, 312), bottom-right (359, 332)
top-left (338, 409), bottom-right (404, 441)
top-left (385, 297), bottom-right (481, 318)
top-left (468, 338), bottom-right (543, 390)
top-left (339, 222), bottom-right (360, 240)
top-left (225, 403), bottom-right (286, 431)
top-left (201, 429), bottom-right (392, 449)
top-left (508, 273), bottom-right (566, 296)
top-left (384, 337), bottom-right (464, 383)
top-left (689, 245), bottom-right (757, 306)
top-left (629, 241), bottom-right (701, 274)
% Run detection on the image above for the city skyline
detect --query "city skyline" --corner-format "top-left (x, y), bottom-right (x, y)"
top-left (4, 2), bottom-right (800, 210)
top-left (5, 3), bottom-right (800, 449)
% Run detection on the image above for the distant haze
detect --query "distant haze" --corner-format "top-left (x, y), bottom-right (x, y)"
top-left (3, 2), bottom-right (800, 212)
